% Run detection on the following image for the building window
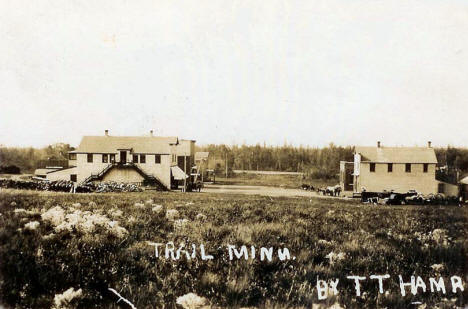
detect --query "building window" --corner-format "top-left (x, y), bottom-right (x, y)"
top-left (140, 154), bottom-right (146, 163)
top-left (102, 154), bottom-right (108, 163)
top-left (70, 174), bottom-right (77, 182)
top-left (370, 163), bottom-right (376, 172)
top-left (110, 154), bottom-right (115, 163)
top-left (87, 153), bottom-right (93, 163)
top-left (423, 163), bottom-right (428, 173)
top-left (388, 163), bottom-right (393, 173)
top-left (405, 163), bottom-right (411, 173)
top-left (133, 154), bottom-right (138, 163)
top-left (69, 153), bottom-right (76, 160)
top-left (155, 154), bottom-right (161, 164)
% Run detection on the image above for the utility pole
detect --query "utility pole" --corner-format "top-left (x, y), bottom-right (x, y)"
top-left (184, 154), bottom-right (187, 193)
top-left (225, 151), bottom-right (228, 178)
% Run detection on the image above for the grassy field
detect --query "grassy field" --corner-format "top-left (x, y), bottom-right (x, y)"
top-left (0, 190), bottom-right (466, 308)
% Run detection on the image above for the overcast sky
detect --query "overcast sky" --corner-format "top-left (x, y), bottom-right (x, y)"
top-left (1, 0), bottom-right (467, 148)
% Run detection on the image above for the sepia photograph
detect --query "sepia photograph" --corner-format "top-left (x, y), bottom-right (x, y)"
top-left (0, 1), bottom-right (467, 308)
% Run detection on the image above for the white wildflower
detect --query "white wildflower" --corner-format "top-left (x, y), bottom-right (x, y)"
top-left (431, 263), bottom-right (445, 273)
top-left (108, 222), bottom-right (128, 238)
top-left (166, 209), bottom-right (180, 220)
top-left (325, 251), bottom-right (346, 265)
top-left (42, 207), bottom-right (127, 238)
top-left (88, 201), bottom-right (97, 207)
top-left (195, 213), bottom-right (207, 221)
top-left (71, 203), bottom-right (81, 208)
top-left (134, 202), bottom-right (145, 208)
top-left (109, 208), bottom-right (123, 217)
top-left (317, 239), bottom-right (332, 246)
top-left (52, 287), bottom-right (82, 309)
top-left (432, 229), bottom-right (449, 246)
top-left (42, 233), bottom-right (56, 240)
top-left (36, 246), bottom-right (43, 258)
top-left (14, 208), bottom-right (27, 214)
top-left (42, 206), bottom-right (66, 226)
top-left (176, 292), bottom-right (208, 309)
top-left (145, 199), bottom-right (154, 206)
top-left (24, 221), bottom-right (40, 230)
top-left (174, 219), bottom-right (189, 230)
top-left (152, 205), bottom-right (163, 213)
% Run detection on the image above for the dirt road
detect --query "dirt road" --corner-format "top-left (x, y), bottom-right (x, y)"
top-left (203, 184), bottom-right (349, 199)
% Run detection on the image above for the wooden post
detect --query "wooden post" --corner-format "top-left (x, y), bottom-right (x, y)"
top-left (201, 160), bottom-right (204, 183)
top-left (225, 152), bottom-right (228, 178)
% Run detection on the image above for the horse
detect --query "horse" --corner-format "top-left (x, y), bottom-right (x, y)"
top-left (317, 187), bottom-right (327, 195)
top-left (325, 185), bottom-right (342, 196)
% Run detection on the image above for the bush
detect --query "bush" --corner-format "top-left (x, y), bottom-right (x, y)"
top-left (0, 165), bottom-right (21, 174)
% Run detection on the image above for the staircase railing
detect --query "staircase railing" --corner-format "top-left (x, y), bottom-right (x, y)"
top-left (127, 162), bottom-right (169, 191)
top-left (80, 162), bottom-right (169, 191)
top-left (81, 163), bottom-right (114, 185)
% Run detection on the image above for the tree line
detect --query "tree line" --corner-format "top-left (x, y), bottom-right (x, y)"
top-left (197, 144), bottom-right (468, 180)
top-left (1, 143), bottom-right (468, 180)
top-left (0, 143), bottom-right (73, 173)
top-left (198, 143), bottom-right (354, 179)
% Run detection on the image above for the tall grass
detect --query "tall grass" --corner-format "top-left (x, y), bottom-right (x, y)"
top-left (0, 190), bottom-right (466, 308)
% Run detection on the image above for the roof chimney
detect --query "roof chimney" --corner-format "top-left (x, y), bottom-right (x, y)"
top-left (150, 130), bottom-right (153, 137)
top-left (105, 130), bottom-right (109, 136)
top-left (377, 141), bottom-right (381, 148)
top-left (428, 141), bottom-right (432, 148)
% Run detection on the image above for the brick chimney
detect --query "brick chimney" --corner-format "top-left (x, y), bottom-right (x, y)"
top-left (105, 130), bottom-right (109, 136)
top-left (428, 141), bottom-right (432, 148)
top-left (377, 141), bottom-right (381, 148)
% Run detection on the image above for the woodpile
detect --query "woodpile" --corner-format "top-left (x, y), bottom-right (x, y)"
top-left (0, 179), bottom-right (144, 193)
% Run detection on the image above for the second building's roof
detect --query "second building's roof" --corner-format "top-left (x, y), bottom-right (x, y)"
top-left (355, 146), bottom-right (438, 164)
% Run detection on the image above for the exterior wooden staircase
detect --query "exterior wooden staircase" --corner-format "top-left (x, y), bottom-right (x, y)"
top-left (81, 163), bottom-right (114, 185)
top-left (81, 162), bottom-right (169, 191)
top-left (127, 162), bottom-right (168, 191)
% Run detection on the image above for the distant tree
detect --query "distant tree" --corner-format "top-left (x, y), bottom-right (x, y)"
top-left (197, 143), bottom-right (355, 180)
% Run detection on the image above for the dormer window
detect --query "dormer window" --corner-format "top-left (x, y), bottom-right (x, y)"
top-left (133, 154), bottom-right (138, 163)
top-left (140, 154), bottom-right (146, 163)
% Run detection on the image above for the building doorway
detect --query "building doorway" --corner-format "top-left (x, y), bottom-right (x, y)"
top-left (120, 151), bottom-right (127, 163)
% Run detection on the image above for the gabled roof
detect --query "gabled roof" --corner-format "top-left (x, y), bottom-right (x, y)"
top-left (355, 146), bottom-right (438, 164)
top-left (73, 136), bottom-right (178, 154)
top-left (195, 152), bottom-right (209, 161)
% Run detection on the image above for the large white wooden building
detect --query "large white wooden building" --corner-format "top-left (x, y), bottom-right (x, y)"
top-left (46, 130), bottom-right (194, 190)
top-left (341, 141), bottom-right (439, 195)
